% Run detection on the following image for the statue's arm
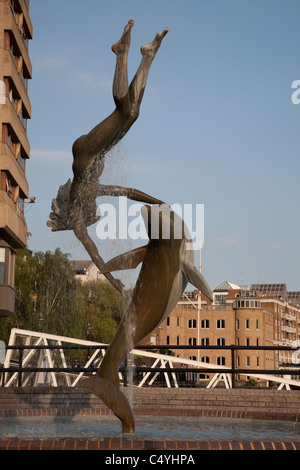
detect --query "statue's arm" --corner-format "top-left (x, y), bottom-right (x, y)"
top-left (98, 184), bottom-right (165, 205)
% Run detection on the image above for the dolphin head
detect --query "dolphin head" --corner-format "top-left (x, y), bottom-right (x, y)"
top-left (141, 204), bottom-right (190, 245)
top-left (141, 204), bottom-right (213, 302)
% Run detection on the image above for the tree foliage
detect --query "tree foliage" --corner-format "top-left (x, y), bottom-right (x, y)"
top-left (79, 280), bottom-right (122, 344)
top-left (0, 248), bottom-right (122, 345)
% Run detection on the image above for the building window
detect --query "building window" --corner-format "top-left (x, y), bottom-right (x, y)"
top-left (166, 317), bottom-right (170, 327)
top-left (257, 357), bottom-right (260, 367)
top-left (0, 245), bottom-right (15, 287)
top-left (256, 319), bottom-right (259, 330)
top-left (6, 179), bottom-right (13, 198)
top-left (201, 319), bottom-right (209, 329)
top-left (217, 337), bottom-right (225, 346)
top-left (215, 294), bottom-right (227, 305)
top-left (233, 299), bottom-right (261, 309)
top-left (217, 319), bottom-right (225, 329)
top-left (246, 319), bottom-right (250, 329)
top-left (149, 336), bottom-right (156, 345)
top-left (246, 357), bottom-right (250, 367)
top-left (7, 132), bottom-right (14, 152)
top-left (17, 152), bottom-right (26, 170)
top-left (177, 317), bottom-right (180, 327)
top-left (177, 336), bottom-right (180, 345)
top-left (200, 356), bottom-right (210, 379)
top-left (17, 197), bottom-right (25, 213)
top-left (201, 337), bottom-right (209, 346)
top-left (0, 248), bottom-right (5, 283)
top-left (217, 357), bottom-right (226, 366)
top-left (246, 338), bottom-right (250, 346)
top-left (188, 337), bottom-right (197, 346)
top-left (188, 319), bottom-right (196, 329)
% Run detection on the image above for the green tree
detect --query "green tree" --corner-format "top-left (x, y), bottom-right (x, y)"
top-left (8, 248), bottom-right (84, 339)
top-left (34, 248), bottom-right (84, 338)
top-left (14, 248), bottom-right (40, 331)
top-left (0, 248), bottom-right (123, 348)
top-left (79, 280), bottom-right (122, 344)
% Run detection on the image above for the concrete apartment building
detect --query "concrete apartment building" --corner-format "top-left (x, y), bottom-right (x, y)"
top-left (0, 0), bottom-right (32, 316)
top-left (140, 281), bottom-right (300, 383)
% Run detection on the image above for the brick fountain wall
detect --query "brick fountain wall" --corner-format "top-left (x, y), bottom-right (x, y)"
top-left (0, 387), bottom-right (299, 421)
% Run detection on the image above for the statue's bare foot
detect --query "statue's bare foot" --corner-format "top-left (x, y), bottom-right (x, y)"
top-left (112, 19), bottom-right (134, 54)
top-left (140, 28), bottom-right (169, 57)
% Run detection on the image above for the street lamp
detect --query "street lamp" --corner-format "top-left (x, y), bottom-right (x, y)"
top-left (86, 323), bottom-right (92, 340)
top-left (38, 313), bottom-right (44, 332)
top-left (86, 323), bottom-right (92, 357)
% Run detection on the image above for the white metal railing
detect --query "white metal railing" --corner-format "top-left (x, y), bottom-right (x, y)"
top-left (2, 328), bottom-right (300, 391)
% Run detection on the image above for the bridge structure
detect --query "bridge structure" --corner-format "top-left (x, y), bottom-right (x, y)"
top-left (2, 328), bottom-right (300, 390)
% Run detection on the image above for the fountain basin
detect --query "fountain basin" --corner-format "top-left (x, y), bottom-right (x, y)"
top-left (1, 414), bottom-right (299, 442)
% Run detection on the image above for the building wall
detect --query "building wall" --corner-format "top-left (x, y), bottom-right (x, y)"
top-left (1, 387), bottom-right (300, 418)
top-left (139, 287), bottom-right (300, 383)
top-left (0, 0), bottom-right (32, 316)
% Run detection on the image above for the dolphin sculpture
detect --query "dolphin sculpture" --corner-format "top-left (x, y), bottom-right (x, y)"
top-left (77, 204), bottom-right (213, 433)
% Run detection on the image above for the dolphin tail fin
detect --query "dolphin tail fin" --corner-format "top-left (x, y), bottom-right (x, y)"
top-left (77, 376), bottom-right (135, 433)
top-left (100, 246), bottom-right (148, 273)
top-left (183, 261), bottom-right (213, 301)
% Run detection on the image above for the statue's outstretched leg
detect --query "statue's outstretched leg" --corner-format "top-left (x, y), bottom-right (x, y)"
top-left (111, 19), bottom-right (133, 116)
top-left (119, 27), bottom-right (170, 137)
top-left (71, 19), bottom-right (134, 165)
top-left (72, 22), bottom-right (169, 166)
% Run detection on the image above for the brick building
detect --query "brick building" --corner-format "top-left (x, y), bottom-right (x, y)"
top-left (139, 281), bottom-right (300, 383)
top-left (0, 0), bottom-right (32, 316)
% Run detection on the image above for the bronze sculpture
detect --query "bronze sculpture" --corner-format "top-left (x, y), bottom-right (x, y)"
top-left (47, 20), bottom-right (169, 292)
top-left (78, 204), bottom-right (213, 433)
top-left (47, 21), bottom-right (213, 433)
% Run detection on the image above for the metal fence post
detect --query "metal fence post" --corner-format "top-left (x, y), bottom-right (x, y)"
top-left (18, 347), bottom-right (23, 387)
top-left (124, 356), bottom-right (128, 387)
top-left (231, 345), bottom-right (236, 389)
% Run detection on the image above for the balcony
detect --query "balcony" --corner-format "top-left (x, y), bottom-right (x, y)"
top-left (3, 1), bottom-right (32, 78)
top-left (281, 312), bottom-right (296, 321)
top-left (0, 143), bottom-right (29, 196)
top-left (0, 241), bottom-right (16, 316)
top-left (2, 50), bottom-right (31, 125)
top-left (281, 325), bottom-right (297, 334)
top-left (0, 191), bottom-right (27, 249)
top-left (1, 98), bottom-right (30, 154)
top-left (0, 284), bottom-right (15, 316)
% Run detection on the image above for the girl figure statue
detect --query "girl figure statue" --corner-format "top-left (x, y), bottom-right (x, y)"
top-left (47, 20), bottom-right (169, 293)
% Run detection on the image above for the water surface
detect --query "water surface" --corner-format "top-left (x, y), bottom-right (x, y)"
top-left (1, 415), bottom-right (299, 441)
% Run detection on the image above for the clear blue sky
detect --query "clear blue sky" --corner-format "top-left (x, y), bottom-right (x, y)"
top-left (25, 0), bottom-right (300, 291)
